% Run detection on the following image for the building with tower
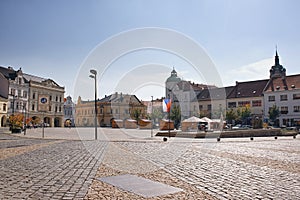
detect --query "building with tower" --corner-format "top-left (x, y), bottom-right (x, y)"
top-left (263, 50), bottom-right (300, 127)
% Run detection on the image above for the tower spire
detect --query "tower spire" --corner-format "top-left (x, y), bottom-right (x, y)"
top-left (275, 46), bottom-right (280, 66)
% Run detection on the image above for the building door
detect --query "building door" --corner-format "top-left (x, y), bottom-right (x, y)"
top-left (54, 117), bottom-right (60, 127)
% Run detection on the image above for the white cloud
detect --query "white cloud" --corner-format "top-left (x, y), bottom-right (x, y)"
top-left (221, 58), bottom-right (273, 86)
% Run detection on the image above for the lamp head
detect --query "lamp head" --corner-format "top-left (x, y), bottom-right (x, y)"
top-left (89, 75), bottom-right (95, 79)
top-left (90, 69), bottom-right (97, 75)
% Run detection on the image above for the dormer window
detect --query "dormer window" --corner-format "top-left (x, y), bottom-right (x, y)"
top-left (276, 86), bottom-right (280, 90)
top-left (291, 85), bottom-right (295, 89)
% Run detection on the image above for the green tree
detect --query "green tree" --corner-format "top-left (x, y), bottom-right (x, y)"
top-left (151, 107), bottom-right (164, 123)
top-left (269, 105), bottom-right (280, 126)
top-left (131, 109), bottom-right (141, 124)
top-left (237, 105), bottom-right (251, 124)
top-left (226, 108), bottom-right (237, 124)
top-left (170, 105), bottom-right (181, 129)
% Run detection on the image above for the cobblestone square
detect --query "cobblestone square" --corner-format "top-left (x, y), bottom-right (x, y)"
top-left (0, 128), bottom-right (299, 199)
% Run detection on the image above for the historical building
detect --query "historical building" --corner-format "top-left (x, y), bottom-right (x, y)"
top-left (63, 96), bottom-right (76, 127)
top-left (165, 50), bottom-right (300, 128)
top-left (263, 51), bottom-right (300, 127)
top-left (226, 79), bottom-right (268, 117)
top-left (195, 86), bottom-right (233, 119)
top-left (0, 67), bottom-right (29, 116)
top-left (0, 66), bottom-right (65, 127)
top-left (0, 72), bottom-right (8, 127)
top-left (165, 68), bottom-right (217, 118)
top-left (75, 93), bottom-right (146, 127)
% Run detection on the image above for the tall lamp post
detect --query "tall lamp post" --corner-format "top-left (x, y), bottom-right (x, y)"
top-left (151, 96), bottom-right (153, 137)
top-left (89, 69), bottom-right (98, 140)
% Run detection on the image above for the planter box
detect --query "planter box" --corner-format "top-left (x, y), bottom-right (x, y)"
top-left (11, 128), bottom-right (22, 134)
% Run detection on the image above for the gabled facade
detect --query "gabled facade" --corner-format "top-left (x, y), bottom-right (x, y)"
top-left (63, 96), bottom-right (76, 127)
top-left (263, 51), bottom-right (300, 127)
top-left (75, 92), bottom-right (146, 127)
top-left (0, 67), bottom-right (29, 115)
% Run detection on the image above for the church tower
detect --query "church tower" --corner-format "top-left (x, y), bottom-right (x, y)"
top-left (165, 68), bottom-right (181, 99)
top-left (270, 50), bottom-right (286, 79)
top-left (266, 49), bottom-right (288, 91)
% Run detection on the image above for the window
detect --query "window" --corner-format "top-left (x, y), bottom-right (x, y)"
top-left (10, 89), bottom-right (15, 96)
top-left (23, 91), bottom-right (27, 98)
top-left (50, 95), bottom-right (52, 101)
top-left (252, 100), bottom-right (262, 107)
top-left (228, 102), bottom-right (237, 108)
top-left (17, 90), bottom-right (21, 97)
top-left (238, 101), bottom-right (250, 107)
top-left (280, 106), bottom-right (288, 114)
top-left (32, 104), bottom-right (35, 111)
top-left (56, 96), bottom-right (58, 102)
top-left (294, 106), bottom-right (300, 112)
top-left (49, 106), bottom-right (52, 112)
top-left (60, 96), bottom-right (62, 102)
top-left (199, 105), bottom-right (203, 110)
top-left (268, 96), bottom-right (275, 102)
top-left (280, 95), bottom-right (288, 101)
top-left (293, 93), bottom-right (300, 100)
top-left (18, 77), bottom-right (22, 84)
top-left (207, 104), bottom-right (212, 110)
top-left (32, 93), bottom-right (36, 99)
top-left (3, 104), bottom-right (6, 111)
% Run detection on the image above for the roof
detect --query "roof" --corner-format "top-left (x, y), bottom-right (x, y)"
top-left (166, 68), bottom-right (181, 83)
top-left (227, 79), bottom-right (269, 99)
top-left (182, 116), bottom-right (205, 123)
top-left (0, 66), bottom-right (17, 80)
top-left (23, 73), bottom-right (46, 83)
top-left (80, 93), bottom-right (143, 105)
top-left (264, 74), bottom-right (300, 92)
top-left (196, 86), bottom-right (234, 101)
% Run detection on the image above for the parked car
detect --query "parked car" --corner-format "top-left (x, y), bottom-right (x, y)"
top-left (232, 124), bottom-right (242, 130)
top-left (232, 124), bottom-right (252, 130)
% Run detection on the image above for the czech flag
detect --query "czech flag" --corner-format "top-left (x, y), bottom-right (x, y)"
top-left (163, 99), bottom-right (172, 112)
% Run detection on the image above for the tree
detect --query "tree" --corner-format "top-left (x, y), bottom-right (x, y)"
top-left (131, 109), bottom-right (141, 124)
top-left (269, 105), bottom-right (280, 126)
top-left (226, 108), bottom-right (237, 124)
top-left (170, 105), bottom-right (181, 129)
top-left (151, 107), bottom-right (164, 124)
top-left (9, 114), bottom-right (24, 132)
top-left (237, 105), bottom-right (251, 125)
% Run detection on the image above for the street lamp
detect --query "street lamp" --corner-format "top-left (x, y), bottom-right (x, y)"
top-left (89, 69), bottom-right (97, 140)
top-left (151, 96), bottom-right (153, 137)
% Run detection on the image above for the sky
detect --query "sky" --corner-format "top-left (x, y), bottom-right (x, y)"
top-left (0, 0), bottom-right (300, 102)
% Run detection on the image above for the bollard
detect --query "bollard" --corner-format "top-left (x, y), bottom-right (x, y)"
top-left (293, 135), bottom-right (296, 139)
top-left (217, 137), bottom-right (220, 142)
top-left (163, 137), bottom-right (168, 142)
top-left (250, 137), bottom-right (254, 141)
top-left (275, 136), bottom-right (277, 140)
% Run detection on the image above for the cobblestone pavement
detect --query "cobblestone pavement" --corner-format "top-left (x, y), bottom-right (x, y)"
top-left (1, 129), bottom-right (300, 199)
top-left (119, 137), bottom-right (300, 199)
top-left (0, 133), bottom-right (107, 200)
